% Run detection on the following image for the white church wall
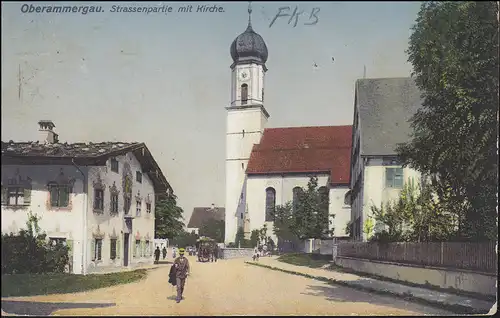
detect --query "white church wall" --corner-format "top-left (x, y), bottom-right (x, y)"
top-left (1, 164), bottom-right (88, 274)
top-left (361, 159), bottom-right (421, 241)
top-left (85, 152), bottom-right (155, 272)
top-left (231, 64), bottom-right (265, 107)
top-left (245, 173), bottom-right (330, 242)
top-left (329, 186), bottom-right (351, 237)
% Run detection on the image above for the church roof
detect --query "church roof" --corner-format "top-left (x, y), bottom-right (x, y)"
top-left (355, 77), bottom-right (423, 156)
top-left (246, 125), bottom-right (352, 185)
top-left (187, 206), bottom-right (225, 229)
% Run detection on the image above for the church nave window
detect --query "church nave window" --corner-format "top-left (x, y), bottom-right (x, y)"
top-left (241, 84), bottom-right (248, 105)
top-left (265, 187), bottom-right (276, 222)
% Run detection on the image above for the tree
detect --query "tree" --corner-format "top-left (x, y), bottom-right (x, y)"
top-left (170, 231), bottom-right (198, 247)
top-left (293, 176), bottom-right (333, 239)
top-left (370, 179), bottom-right (457, 243)
top-left (397, 1), bottom-right (499, 241)
top-left (250, 230), bottom-right (260, 247)
top-left (199, 219), bottom-right (225, 243)
top-left (155, 192), bottom-right (185, 239)
top-left (271, 176), bottom-right (334, 243)
top-left (235, 226), bottom-right (251, 248)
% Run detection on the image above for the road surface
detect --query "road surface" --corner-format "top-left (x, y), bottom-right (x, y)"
top-left (1, 256), bottom-right (452, 316)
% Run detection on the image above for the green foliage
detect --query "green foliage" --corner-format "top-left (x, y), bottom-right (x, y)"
top-left (363, 217), bottom-right (374, 240)
top-left (199, 219), bottom-right (225, 243)
top-left (250, 230), bottom-right (260, 247)
top-left (234, 226), bottom-right (252, 247)
top-left (277, 253), bottom-right (332, 269)
top-left (272, 176), bottom-right (334, 242)
top-left (170, 231), bottom-right (198, 248)
top-left (370, 179), bottom-right (458, 243)
top-left (397, 1), bottom-right (499, 241)
top-left (155, 192), bottom-right (185, 239)
top-left (1, 269), bottom-right (147, 297)
top-left (1, 212), bottom-right (69, 275)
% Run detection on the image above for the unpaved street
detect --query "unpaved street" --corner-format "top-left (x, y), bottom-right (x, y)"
top-left (1, 256), bottom-right (452, 316)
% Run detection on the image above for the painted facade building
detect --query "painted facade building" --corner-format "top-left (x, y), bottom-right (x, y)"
top-left (1, 120), bottom-right (172, 274)
top-left (225, 8), bottom-right (352, 244)
top-left (349, 77), bottom-right (423, 241)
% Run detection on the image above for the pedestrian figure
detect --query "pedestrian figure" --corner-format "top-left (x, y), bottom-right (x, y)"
top-left (173, 248), bottom-right (190, 303)
top-left (252, 246), bottom-right (260, 261)
top-left (172, 246), bottom-right (177, 259)
top-left (162, 246), bottom-right (167, 260)
top-left (214, 245), bottom-right (219, 262)
top-left (154, 246), bottom-right (160, 264)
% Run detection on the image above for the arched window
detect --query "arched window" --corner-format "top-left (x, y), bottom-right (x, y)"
top-left (265, 187), bottom-right (276, 221)
top-left (241, 84), bottom-right (248, 105)
top-left (292, 187), bottom-right (302, 213)
top-left (318, 186), bottom-right (329, 213)
top-left (344, 190), bottom-right (352, 206)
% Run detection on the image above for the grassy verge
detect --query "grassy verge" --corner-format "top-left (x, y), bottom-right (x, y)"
top-left (245, 261), bottom-right (489, 315)
top-left (277, 253), bottom-right (332, 268)
top-left (1, 269), bottom-right (148, 298)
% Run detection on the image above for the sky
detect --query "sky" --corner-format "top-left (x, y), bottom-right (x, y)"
top-left (1, 1), bottom-right (421, 224)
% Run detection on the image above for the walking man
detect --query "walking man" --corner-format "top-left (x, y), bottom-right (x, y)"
top-left (162, 246), bottom-right (167, 260)
top-left (174, 248), bottom-right (190, 303)
top-left (154, 246), bottom-right (161, 264)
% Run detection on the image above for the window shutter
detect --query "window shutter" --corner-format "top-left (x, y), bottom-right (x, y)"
top-left (50, 186), bottom-right (59, 207)
top-left (91, 239), bottom-right (96, 261)
top-left (60, 187), bottom-right (70, 207)
top-left (23, 187), bottom-right (32, 205)
top-left (1, 186), bottom-right (7, 205)
top-left (116, 238), bottom-right (121, 259)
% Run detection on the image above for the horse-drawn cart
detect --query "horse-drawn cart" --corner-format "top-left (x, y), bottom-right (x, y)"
top-left (196, 237), bottom-right (216, 262)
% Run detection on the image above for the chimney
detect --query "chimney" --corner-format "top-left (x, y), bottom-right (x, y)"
top-left (38, 120), bottom-right (59, 144)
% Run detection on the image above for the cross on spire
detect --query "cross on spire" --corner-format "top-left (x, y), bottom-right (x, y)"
top-left (247, 1), bottom-right (253, 30)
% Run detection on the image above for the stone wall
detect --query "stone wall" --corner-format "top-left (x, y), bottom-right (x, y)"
top-left (334, 256), bottom-right (497, 297)
top-left (220, 248), bottom-right (254, 259)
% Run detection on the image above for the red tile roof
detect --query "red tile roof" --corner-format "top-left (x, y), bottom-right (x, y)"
top-left (246, 125), bottom-right (352, 185)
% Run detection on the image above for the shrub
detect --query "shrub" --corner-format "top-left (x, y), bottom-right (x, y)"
top-left (1, 212), bottom-right (69, 274)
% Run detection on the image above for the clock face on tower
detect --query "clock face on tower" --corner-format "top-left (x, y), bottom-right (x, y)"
top-left (239, 71), bottom-right (249, 81)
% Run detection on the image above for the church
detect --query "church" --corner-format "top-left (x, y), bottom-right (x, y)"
top-left (224, 7), bottom-right (352, 244)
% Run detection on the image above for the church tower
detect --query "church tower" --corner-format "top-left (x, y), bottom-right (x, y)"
top-left (225, 3), bottom-right (269, 244)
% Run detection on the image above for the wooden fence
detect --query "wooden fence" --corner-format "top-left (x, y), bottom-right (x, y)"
top-left (337, 241), bottom-right (497, 273)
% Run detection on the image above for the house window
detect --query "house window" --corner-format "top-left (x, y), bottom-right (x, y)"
top-left (136, 200), bottom-right (141, 216)
top-left (146, 202), bottom-right (151, 214)
top-left (386, 168), bottom-right (404, 188)
top-left (265, 187), bottom-right (276, 221)
top-left (136, 171), bottom-right (142, 183)
top-left (135, 240), bottom-right (141, 258)
top-left (292, 187), bottom-right (302, 213)
top-left (111, 158), bottom-right (119, 173)
top-left (111, 194), bottom-right (119, 214)
top-left (241, 213), bottom-right (244, 219)
top-left (94, 238), bottom-right (102, 261)
top-left (241, 84), bottom-right (248, 105)
top-left (7, 187), bottom-right (24, 206)
top-left (110, 239), bottom-right (117, 260)
top-left (93, 189), bottom-right (104, 211)
top-left (48, 183), bottom-right (71, 207)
